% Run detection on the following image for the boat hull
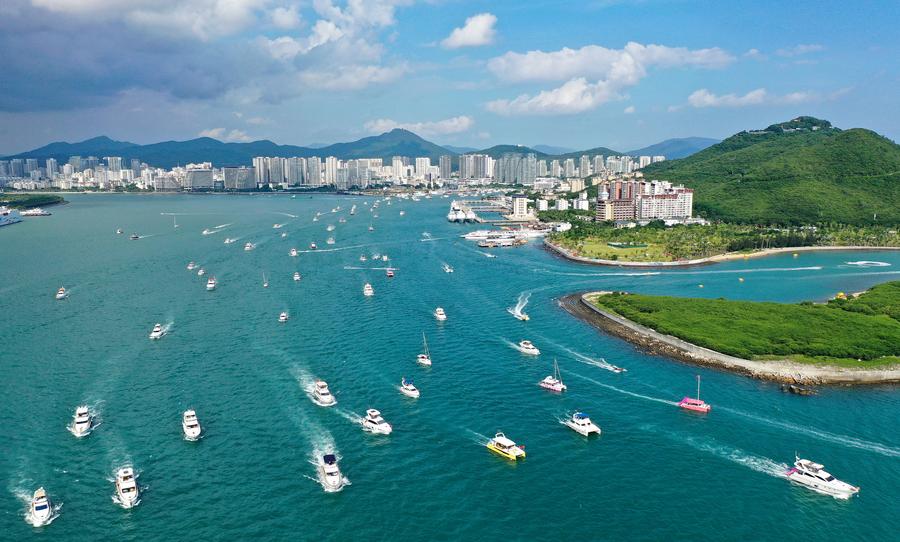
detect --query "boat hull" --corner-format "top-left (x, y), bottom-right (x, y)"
top-left (486, 443), bottom-right (525, 461)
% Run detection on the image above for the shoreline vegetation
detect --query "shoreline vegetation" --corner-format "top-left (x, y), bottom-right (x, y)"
top-left (0, 192), bottom-right (66, 209)
top-left (561, 286), bottom-right (900, 385)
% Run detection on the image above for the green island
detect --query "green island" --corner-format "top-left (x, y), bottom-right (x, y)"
top-left (0, 192), bottom-right (65, 208)
top-left (588, 281), bottom-right (900, 368)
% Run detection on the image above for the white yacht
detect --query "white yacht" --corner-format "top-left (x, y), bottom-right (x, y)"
top-left (224, 238), bottom-right (236, 244)
top-left (486, 432), bottom-right (526, 461)
top-left (433, 307), bottom-right (447, 321)
top-left (29, 488), bottom-right (52, 526)
top-left (381, 255), bottom-right (388, 262)
top-left (312, 380), bottom-right (336, 406)
top-left (273, 223), bottom-right (283, 229)
top-left (279, 311), bottom-right (289, 323)
top-left (417, 332), bottom-right (432, 366)
top-left (187, 261), bottom-right (196, 270)
top-left (293, 272), bottom-right (301, 282)
top-left (318, 454), bottom-right (345, 492)
top-left (310, 242), bottom-right (317, 250)
top-left (368, 225), bottom-right (374, 232)
top-left (399, 210), bottom-right (405, 216)
top-left (563, 412), bottom-right (601, 436)
top-left (281, 232), bottom-right (288, 238)
top-left (115, 467), bottom-right (140, 509)
top-left (55, 287), bottom-right (68, 300)
top-left (361, 409), bottom-right (393, 435)
top-left (326, 224), bottom-right (335, 232)
top-left (197, 268), bottom-right (205, 276)
top-left (539, 359), bottom-right (567, 392)
top-left (202, 228), bottom-right (214, 235)
top-left (206, 277), bottom-right (217, 291)
top-left (182, 410), bottom-right (202, 440)
top-left (363, 283), bottom-right (375, 297)
top-left (516, 340), bottom-right (540, 356)
top-left (290, 248), bottom-right (298, 257)
top-left (71, 405), bottom-right (92, 437)
top-left (787, 456), bottom-right (859, 499)
top-left (399, 377), bottom-right (420, 398)
top-left (244, 242), bottom-right (255, 251)
top-left (326, 237), bottom-right (335, 245)
top-left (359, 255), bottom-right (367, 262)
top-left (149, 323), bottom-right (165, 340)
top-left (442, 263), bottom-right (454, 273)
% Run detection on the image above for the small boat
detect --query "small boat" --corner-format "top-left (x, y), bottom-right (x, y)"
top-left (386, 269), bottom-right (394, 278)
top-left (129, 233), bottom-right (140, 240)
top-left (293, 272), bottom-right (301, 282)
top-left (326, 237), bottom-right (335, 245)
top-left (30, 488), bottom-right (52, 526)
top-left (368, 225), bottom-right (374, 232)
top-left (244, 242), bottom-right (255, 251)
top-left (434, 307), bottom-right (447, 321)
top-left (363, 283), bottom-right (375, 297)
top-left (206, 277), bottom-right (217, 291)
top-left (187, 261), bottom-right (197, 270)
top-left (224, 238), bottom-right (236, 244)
top-left (173, 216), bottom-right (178, 229)
top-left (55, 287), bottom-right (68, 300)
top-left (326, 224), bottom-right (335, 232)
top-left (399, 377), bottom-right (420, 398)
top-left (399, 210), bottom-right (405, 216)
top-left (115, 467), bottom-right (140, 508)
top-left (507, 307), bottom-right (529, 321)
top-left (563, 412), bottom-right (601, 436)
top-left (339, 218), bottom-right (346, 223)
top-left (442, 263), bottom-right (454, 273)
top-left (677, 375), bottom-right (711, 413)
top-left (71, 405), bottom-right (92, 437)
top-left (417, 332), bottom-right (432, 366)
top-left (318, 454), bottom-right (344, 492)
top-left (281, 232), bottom-right (287, 238)
top-left (516, 340), bottom-right (540, 356)
top-left (359, 255), bottom-right (367, 262)
top-left (486, 432), bottom-right (526, 461)
top-left (149, 323), bottom-right (165, 340)
top-left (313, 216), bottom-right (319, 222)
top-left (310, 242), bottom-right (317, 250)
top-left (202, 228), bottom-right (214, 235)
top-left (263, 273), bottom-right (268, 288)
top-left (361, 409), bottom-right (393, 435)
top-left (279, 311), bottom-right (289, 323)
top-left (381, 255), bottom-right (388, 262)
top-left (182, 410), bottom-right (202, 440)
top-left (787, 455), bottom-right (859, 499)
top-left (539, 359), bottom-right (567, 392)
top-left (273, 223), bottom-right (283, 229)
top-left (116, 228), bottom-right (123, 234)
top-left (312, 380), bottom-right (336, 406)
top-left (197, 268), bottom-right (205, 276)
top-left (290, 248), bottom-right (298, 257)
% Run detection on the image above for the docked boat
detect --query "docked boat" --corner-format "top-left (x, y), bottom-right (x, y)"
top-left (361, 409), bottom-right (393, 435)
top-left (293, 272), bottom-right (301, 282)
top-left (677, 375), bottom-right (711, 413)
top-left (310, 242), bottom-right (317, 250)
top-left (244, 242), bottom-right (255, 251)
top-left (187, 261), bottom-right (197, 270)
top-left (197, 268), bottom-right (205, 276)
top-left (224, 237), bottom-right (236, 244)
top-left (312, 380), bottom-right (336, 406)
top-left (115, 467), bottom-right (140, 508)
top-left (399, 377), bottom-right (420, 398)
top-left (442, 263), bottom-right (454, 273)
top-left (290, 248), bottom-right (298, 257)
top-left (71, 406), bottom-right (92, 437)
top-left (0, 206), bottom-right (23, 227)
top-left (206, 277), bottom-right (217, 291)
top-left (318, 454), bottom-right (344, 492)
top-left (21, 207), bottom-right (52, 216)
top-left (129, 233), bottom-right (140, 240)
top-left (563, 412), bottom-right (601, 436)
top-left (516, 340), bottom-right (540, 356)
top-left (279, 311), bottom-right (289, 323)
top-left (486, 432), bottom-right (526, 461)
top-left (30, 488), bottom-right (52, 526)
top-left (363, 283), bottom-right (374, 297)
top-left (386, 269), bottom-right (394, 278)
top-left (326, 237), bottom-right (335, 245)
top-left (434, 307), bottom-right (447, 321)
top-left (417, 332), bottom-right (432, 366)
top-left (55, 287), bottom-right (68, 300)
top-left (149, 323), bottom-right (165, 340)
top-left (539, 359), bottom-right (567, 392)
top-left (182, 410), bottom-right (202, 440)
top-left (360, 255), bottom-right (367, 262)
top-left (787, 456), bottom-right (859, 499)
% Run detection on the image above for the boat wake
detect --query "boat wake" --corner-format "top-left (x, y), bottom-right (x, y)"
top-left (275, 212), bottom-right (298, 218)
top-left (681, 266), bottom-right (823, 275)
top-left (545, 342), bottom-right (624, 373)
top-left (844, 261), bottom-right (891, 267)
top-left (507, 291), bottom-right (531, 320)
top-left (291, 366), bottom-right (337, 407)
top-left (335, 408), bottom-right (363, 425)
top-left (536, 269), bottom-right (661, 277)
top-left (214, 223), bottom-right (232, 229)
top-left (14, 486), bottom-right (62, 527)
top-left (568, 372), bottom-right (677, 406)
top-left (464, 429), bottom-right (491, 446)
top-left (306, 432), bottom-right (350, 492)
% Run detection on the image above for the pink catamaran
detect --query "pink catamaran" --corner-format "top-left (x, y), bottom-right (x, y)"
top-left (678, 375), bottom-right (711, 413)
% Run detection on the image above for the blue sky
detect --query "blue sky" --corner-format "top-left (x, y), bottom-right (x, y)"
top-left (1, 0), bottom-right (897, 154)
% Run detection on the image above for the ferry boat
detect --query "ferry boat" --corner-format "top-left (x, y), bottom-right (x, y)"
top-left (361, 409), bottom-right (393, 435)
top-left (516, 340), bottom-right (540, 356)
top-left (149, 323), bottom-right (165, 340)
top-left (318, 454), bottom-right (344, 492)
top-left (20, 207), bottom-right (51, 216)
top-left (224, 238), bottom-right (236, 244)
top-left (399, 377), bottom-right (420, 398)
top-left (293, 272), bottom-right (301, 282)
top-left (29, 488), bottom-right (52, 526)
top-left (386, 269), bottom-right (394, 278)
top-left (539, 359), bottom-right (566, 392)
top-left (442, 263), bottom-right (454, 273)
top-left (129, 233), bottom-right (140, 240)
top-left (563, 412), bottom-right (601, 436)
top-left (279, 311), bottom-right (289, 323)
top-left (290, 248), bottom-right (298, 257)
top-left (326, 237), bottom-right (335, 245)
top-left (787, 455), bottom-right (859, 499)
top-left (677, 375), bottom-right (711, 413)
top-left (0, 206), bottom-right (23, 227)
top-left (71, 406), bottom-right (92, 437)
top-left (115, 467), bottom-right (140, 509)
top-left (312, 380), bottom-right (336, 406)
top-left (310, 242), bottom-right (317, 250)
top-left (55, 287), bottom-right (68, 300)
top-left (182, 410), bottom-right (202, 440)
top-left (434, 307), bottom-right (447, 321)
top-left (363, 283), bottom-right (375, 297)
top-left (243, 242), bottom-right (255, 251)
top-left (486, 432), bottom-right (526, 461)
top-left (187, 261), bottom-right (197, 270)
top-left (206, 277), bottom-right (217, 291)
top-left (417, 332), bottom-right (432, 366)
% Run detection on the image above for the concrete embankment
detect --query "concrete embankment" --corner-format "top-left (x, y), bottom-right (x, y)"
top-left (560, 292), bottom-right (900, 386)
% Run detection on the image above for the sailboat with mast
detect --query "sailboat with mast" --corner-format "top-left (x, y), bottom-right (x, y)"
top-left (539, 359), bottom-right (567, 392)
top-left (417, 332), bottom-right (432, 366)
top-left (678, 375), bottom-right (711, 413)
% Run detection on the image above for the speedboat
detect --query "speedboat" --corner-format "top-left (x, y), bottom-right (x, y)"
top-left (312, 380), bottom-right (336, 406)
top-left (290, 248), bottom-right (298, 257)
top-left (129, 233), bottom-right (140, 240)
top-left (149, 323), bottom-right (165, 340)
top-left (368, 225), bottom-right (374, 232)
top-left (263, 273), bottom-right (268, 288)
top-left (787, 456), bottom-right (859, 499)
top-left (187, 261), bottom-right (196, 270)
top-left (206, 277), bottom-right (217, 291)
top-left (417, 332), bottom-right (432, 366)
top-left (326, 237), bottom-right (335, 245)
top-left (30, 488), bottom-right (52, 526)
top-left (539, 359), bottom-right (567, 392)
top-left (399, 210), bottom-right (405, 216)
top-left (507, 308), bottom-right (529, 321)
top-left (442, 263), bottom-right (454, 273)
top-left (563, 412), bottom-right (601, 436)
top-left (281, 232), bottom-right (287, 238)
top-left (273, 223), bottom-right (283, 229)
top-left (313, 216), bottom-right (319, 222)
top-left (182, 410), bottom-right (202, 440)
top-left (516, 340), bottom-right (540, 356)
top-left (293, 272), bottom-right (301, 282)
top-left (609, 365), bottom-right (626, 373)
top-left (359, 255), bottom-right (367, 262)
top-left (399, 377), bottom-right (420, 398)
top-left (318, 454), bottom-right (344, 492)
top-left (115, 467), bottom-right (140, 508)
top-left (116, 228), bottom-right (124, 234)
top-left (386, 269), bottom-right (394, 278)
top-left (279, 311), bottom-right (289, 323)
top-left (55, 287), bottom-right (67, 300)
top-left (310, 242), bottom-right (317, 250)
top-left (202, 228), bottom-right (214, 235)
top-left (486, 432), bottom-right (526, 461)
top-left (434, 307), bottom-right (447, 321)
top-left (244, 242), bottom-right (255, 251)
top-left (339, 217), bottom-right (346, 223)
top-left (224, 238), bottom-right (236, 244)
top-left (677, 375), bottom-right (711, 413)
top-left (71, 405), bottom-right (92, 437)
top-left (363, 283), bottom-right (374, 297)
top-left (197, 268), bottom-right (205, 276)
top-left (361, 409), bottom-right (393, 435)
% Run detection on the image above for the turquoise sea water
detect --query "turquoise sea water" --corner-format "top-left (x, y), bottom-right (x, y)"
top-left (2, 193), bottom-right (899, 541)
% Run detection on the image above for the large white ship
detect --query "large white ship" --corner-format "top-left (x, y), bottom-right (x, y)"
top-left (0, 206), bottom-right (23, 227)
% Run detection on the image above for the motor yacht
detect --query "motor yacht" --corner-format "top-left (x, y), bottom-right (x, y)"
top-left (609, 365), bottom-right (626, 373)
top-left (326, 237), bottom-right (335, 245)
top-left (434, 307), bottom-right (447, 321)
top-left (399, 377), bottom-right (420, 398)
top-left (197, 268), bottom-right (205, 276)
top-left (326, 224), bottom-right (335, 232)
top-left (787, 456), bottom-right (859, 499)
top-left (30, 488), bottom-right (52, 526)
top-left (318, 454), bottom-right (344, 492)
top-left (55, 287), bottom-right (68, 300)
top-left (361, 409), bottom-right (393, 435)
top-left (386, 269), bottom-right (394, 278)
top-left (368, 225), bottom-right (374, 232)
top-left (116, 228), bottom-right (124, 234)
top-left (539, 359), bottom-right (567, 392)
top-left (359, 255), bottom-right (367, 262)
top-left (290, 248), bottom-right (298, 257)
top-left (516, 340), bottom-right (540, 356)
top-left (202, 228), bottom-right (214, 235)
top-left (312, 380), bottom-right (336, 406)
top-left (71, 405), bottom-right (92, 437)
top-left (281, 232), bottom-right (287, 238)
top-left (363, 283), bottom-right (375, 297)
top-left (677, 375), bottom-right (711, 413)
top-left (279, 311), bottom-right (289, 323)
top-left (563, 412), bottom-right (601, 436)
top-left (417, 332), bottom-right (432, 366)
top-left (244, 242), bottom-right (255, 251)
top-left (273, 223), bottom-right (283, 229)
top-left (293, 272), bottom-right (301, 282)
top-left (206, 277), bottom-right (217, 291)
top-left (187, 261), bottom-right (197, 270)
top-left (182, 410), bottom-right (202, 440)
top-left (115, 467), bottom-right (140, 509)
top-left (224, 238), bottom-right (236, 244)
top-left (486, 432), bottom-right (526, 461)
top-left (442, 263), bottom-right (454, 273)
top-left (129, 233), bottom-right (140, 240)
top-left (149, 323), bottom-right (165, 340)
top-left (310, 242), bottom-right (317, 250)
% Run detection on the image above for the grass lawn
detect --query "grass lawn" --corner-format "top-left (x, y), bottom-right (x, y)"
top-left (564, 239), bottom-right (670, 262)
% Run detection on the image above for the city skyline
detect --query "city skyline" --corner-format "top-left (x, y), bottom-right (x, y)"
top-left (1, 1), bottom-right (898, 155)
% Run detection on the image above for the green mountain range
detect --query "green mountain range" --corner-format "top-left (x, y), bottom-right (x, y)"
top-left (643, 117), bottom-right (900, 225)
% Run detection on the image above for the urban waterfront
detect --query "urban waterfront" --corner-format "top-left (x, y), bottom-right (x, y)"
top-left (3, 193), bottom-right (899, 541)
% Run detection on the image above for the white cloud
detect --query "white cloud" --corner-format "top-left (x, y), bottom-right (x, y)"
top-left (270, 5), bottom-right (301, 29)
top-left (623, 105), bottom-right (636, 114)
top-left (487, 78), bottom-right (622, 115)
top-left (226, 129), bottom-right (253, 142)
top-left (743, 48), bottom-right (766, 60)
top-left (297, 63), bottom-right (407, 90)
top-left (364, 115), bottom-right (474, 137)
top-left (687, 88), bottom-right (817, 108)
top-left (199, 127), bottom-right (225, 138)
top-left (441, 13), bottom-right (497, 49)
top-left (198, 127), bottom-right (253, 141)
top-left (776, 44), bottom-right (824, 57)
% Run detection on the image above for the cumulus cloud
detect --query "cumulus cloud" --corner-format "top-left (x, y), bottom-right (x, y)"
top-left (198, 127), bottom-right (253, 141)
top-left (199, 127), bottom-right (226, 138)
top-left (687, 88), bottom-right (820, 108)
top-left (364, 115), bottom-right (475, 137)
top-left (623, 105), bottom-right (636, 114)
top-left (441, 13), bottom-right (497, 49)
top-left (776, 44), bottom-right (824, 57)
top-left (270, 5), bottom-right (301, 29)
top-left (486, 42), bottom-right (734, 115)
top-left (297, 63), bottom-right (408, 90)
top-left (743, 48), bottom-right (766, 60)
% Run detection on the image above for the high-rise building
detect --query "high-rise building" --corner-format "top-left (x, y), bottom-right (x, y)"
top-left (307, 157), bottom-right (322, 186)
top-left (415, 157), bottom-right (431, 178)
top-left (267, 157), bottom-right (285, 185)
top-left (0, 161), bottom-right (9, 177)
top-left (45, 158), bottom-right (58, 178)
top-left (130, 158), bottom-right (142, 176)
top-left (105, 156), bottom-right (122, 172)
top-left (325, 156), bottom-right (338, 184)
top-left (564, 158), bottom-right (576, 178)
top-left (9, 159), bottom-right (25, 177)
top-left (592, 155), bottom-right (605, 174)
top-left (579, 155), bottom-right (591, 178)
top-left (537, 160), bottom-right (547, 177)
top-left (223, 167), bottom-right (256, 190)
top-left (252, 157), bottom-right (268, 185)
top-left (550, 159), bottom-right (561, 178)
top-left (68, 156), bottom-right (82, 172)
top-left (439, 155), bottom-right (452, 179)
top-left (24, 159), bottom-right (39, 175)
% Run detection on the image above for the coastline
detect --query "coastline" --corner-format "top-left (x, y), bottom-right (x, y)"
top-left (560, 292), bottom-right (900, 386)
top-left (544, 238), bottom-right (900, 267)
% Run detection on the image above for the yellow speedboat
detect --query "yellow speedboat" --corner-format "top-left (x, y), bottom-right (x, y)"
top-left (486, 432), bottom-right (526, 461)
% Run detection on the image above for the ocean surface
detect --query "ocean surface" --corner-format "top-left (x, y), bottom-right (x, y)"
top-left (2, 193), bottom-right (899, 541)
